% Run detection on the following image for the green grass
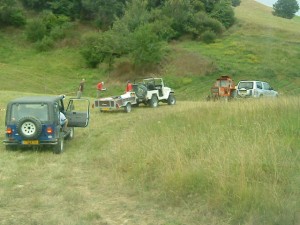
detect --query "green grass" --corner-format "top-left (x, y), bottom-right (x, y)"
top-left (0, 0), bottom-right (300, 224)
top-left (0, 93), bottom-right (299, 224)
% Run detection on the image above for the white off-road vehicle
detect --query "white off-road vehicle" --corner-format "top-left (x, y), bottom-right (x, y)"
top-left (236, 81), bottom-right (278, 98)
top-left (132, 77), bottom-right (176, 107)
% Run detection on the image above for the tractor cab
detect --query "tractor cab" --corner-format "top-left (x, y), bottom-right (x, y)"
top-left (208, 75), bottom-right (236, 101)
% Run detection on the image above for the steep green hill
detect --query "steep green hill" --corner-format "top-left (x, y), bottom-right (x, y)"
top-left (0, 0), bottom-right (299, 99)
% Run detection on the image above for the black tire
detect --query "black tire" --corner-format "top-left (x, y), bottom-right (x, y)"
top-left (53, 133), bottom-right (64, 154)
top-left (5, 145), bottom-right (17, 151)
top-left (17, 117), bottom-right (42, 139)
top-left (124, 103), bottom-right (132, 113)
top-left (149, 95), bottom-right (158, 108)
top-left (167, 94), bottom-right (176, 105)
top-left (65, 127), bottom-right (74, 140)
top-left (135, 84), bottom-right (147, 99)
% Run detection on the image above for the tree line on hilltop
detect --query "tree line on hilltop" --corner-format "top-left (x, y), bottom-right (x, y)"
top-left (2, 0), bottom-right (298, 70)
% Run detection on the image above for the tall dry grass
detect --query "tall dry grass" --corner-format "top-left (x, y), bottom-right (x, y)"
top-left (108, 97), bottom-right (300, 225)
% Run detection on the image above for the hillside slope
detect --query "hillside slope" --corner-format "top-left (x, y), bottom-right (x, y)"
top-left (0, 0), bottom-right (299, 99)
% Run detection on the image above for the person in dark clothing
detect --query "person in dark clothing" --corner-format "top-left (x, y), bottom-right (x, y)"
top-left (77, 79), bottom-right (85, 98)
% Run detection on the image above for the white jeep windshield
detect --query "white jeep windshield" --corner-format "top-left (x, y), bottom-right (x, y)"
top-left (11, 103), bottom-right (49, 122)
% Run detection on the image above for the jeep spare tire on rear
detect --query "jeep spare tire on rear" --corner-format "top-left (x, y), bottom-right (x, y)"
top-left (135, 84), bottom-right (147, 99)
top-left (17, 116), bottom-right (42, 139)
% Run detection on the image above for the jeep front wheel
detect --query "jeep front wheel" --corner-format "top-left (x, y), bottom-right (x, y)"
top-left (149, 95), bottom-right (158, 108)
top-left (17, 117), bottom-right (42, 139)
top-left (167, 94), bottom-right (176, 105)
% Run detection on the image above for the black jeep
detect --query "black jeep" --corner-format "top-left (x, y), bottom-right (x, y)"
top-left (3, 95), bottom-right (90, 154)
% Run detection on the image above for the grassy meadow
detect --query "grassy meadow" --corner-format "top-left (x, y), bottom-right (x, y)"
top-left (0, 94), bottom-right (299, 225)
top-left (0, 0), bottom-right (300, 224)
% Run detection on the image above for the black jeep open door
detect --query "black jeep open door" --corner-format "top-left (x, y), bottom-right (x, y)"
top-left (65, 98), bottom-right (90, 127)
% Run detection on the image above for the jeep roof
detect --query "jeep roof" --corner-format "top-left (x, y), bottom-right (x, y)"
top-left (7, 95), bottom-right (64, 104)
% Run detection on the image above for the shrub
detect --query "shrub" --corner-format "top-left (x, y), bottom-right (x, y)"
top-left (5, 8), bottom-right (26, 27)
top-left (0, 1), bottom-right (26, 27)
top-left (49, 26), bottom-right (66, 41)
top-left (26, 19), bottom-right (47, 42)
top-left (211, 0), bottom-right (235, 28)
top-left (186, 12), bottom-right (224, 39)
top-left (130, 24), bottom-right (168, 67)
top-left (202, 30), bottom-right (217, 44)
top-left (35, 36), bottom-right (54, 51)
top-left (80, 34), bottom-right (103, 68)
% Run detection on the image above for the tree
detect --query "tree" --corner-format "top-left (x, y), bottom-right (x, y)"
top-left (80, 0), bottom-right (126, 29)
top-left (0, 0), bottom-right (26, 27)
top-left (231, 0), bottom-right (241, 7)
top-left (129, 24), bottom-right (167, 68)
top-left (211, 0), bottom-right (235, 28)
top-left (273, 0), bottom-right (299, 19)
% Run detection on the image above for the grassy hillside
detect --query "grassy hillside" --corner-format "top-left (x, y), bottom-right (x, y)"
top-left (0, 0), bottom-right (300, 224)
top-left (0, 0), bottom-right (300, 99)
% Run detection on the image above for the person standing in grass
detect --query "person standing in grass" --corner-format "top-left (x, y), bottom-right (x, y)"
top-left (96, 81), bottom-right (106, 98)
top-left (77, 78), bottom-right (85, 98)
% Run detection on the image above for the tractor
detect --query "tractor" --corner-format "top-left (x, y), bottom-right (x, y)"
top-left (207, 75), bottom-right (236, 101)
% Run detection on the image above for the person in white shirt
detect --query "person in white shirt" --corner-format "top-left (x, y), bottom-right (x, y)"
top-left (59, 112), bottom-right (68, 131)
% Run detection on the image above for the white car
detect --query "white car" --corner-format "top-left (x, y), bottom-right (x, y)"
top-left (237, 81), bottom-right (278, 98)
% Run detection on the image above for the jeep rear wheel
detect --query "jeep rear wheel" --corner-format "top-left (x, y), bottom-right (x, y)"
top-left (17, 117), bottom-right (42, 139)
top-left (149, 95), bottom-right (158, 108)
top-left (53, 134), bottom-right (64, 154)
top-left (167, 94), bottom-right (176, 105)
top-left (65, 127), bottom-right (74, 140)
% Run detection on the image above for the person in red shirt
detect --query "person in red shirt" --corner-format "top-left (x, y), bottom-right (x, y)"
top-left (126, 80), bottom-right (133, 92)
top-left (97, 81), bottom-right (105, 98)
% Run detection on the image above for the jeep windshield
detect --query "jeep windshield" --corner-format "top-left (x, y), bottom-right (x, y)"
top-left (11, 103), bottom-right (49, 122)
top-left (238, 82), bottom-right (254, 89)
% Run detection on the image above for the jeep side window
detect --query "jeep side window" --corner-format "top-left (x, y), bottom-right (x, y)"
top-left (263, 82), bottom-right (270, 90)
top-left (256, 82), bottom-right (262, 89)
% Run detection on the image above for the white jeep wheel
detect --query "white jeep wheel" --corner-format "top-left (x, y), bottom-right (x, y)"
top-left (167, 94), bottom-right (176, 105)
top-left (149, 95), bottom-right (158, 108)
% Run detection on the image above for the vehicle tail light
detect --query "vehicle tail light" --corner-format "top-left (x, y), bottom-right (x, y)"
top-left (6, 127), bottom-right (12, 134)
top-left (46, 126), bottom-right (53, 134)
